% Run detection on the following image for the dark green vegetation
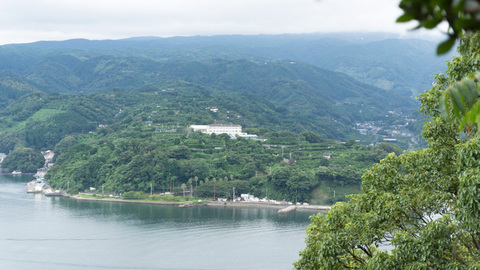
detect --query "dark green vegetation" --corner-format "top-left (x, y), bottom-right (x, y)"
top-left (0, 85), bottom-right (402, 203)
top-left (46, 118), bottom-right (399, 203)
top-left (0, 33), bottom-right (449, 98)
top-left (0, 44), bottom-right (420, 141)
top-left (1, 147), bottom-right (44, 173)
top-left (295, 33), bottom-right (480, 269)
top-left (439, 34), bottom-right (480, 137)
top-left (0, 92), bottom-right (118, 152)
top-left (0, 34), bottom-right (447, 150)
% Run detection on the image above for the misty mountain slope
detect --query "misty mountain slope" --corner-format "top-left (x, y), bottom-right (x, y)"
top-left (311, 38), bottom-right (451, 96)
top-left (15, 53), bottom-right (414, 124)
top-left (9, 33), bottom-right (449, 98)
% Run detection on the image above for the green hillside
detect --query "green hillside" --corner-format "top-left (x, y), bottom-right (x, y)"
top-left (0, 79), bottom-right (404, 153)
top-left (0, 47), bottom-right (416, 140)
top-left (44, 109), bottom-right (401, 204)
top-left (0, 87), bottom-right (404, 203)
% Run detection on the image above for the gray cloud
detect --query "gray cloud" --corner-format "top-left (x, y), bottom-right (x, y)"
top-left (0, 0), bottom-right (432, 45)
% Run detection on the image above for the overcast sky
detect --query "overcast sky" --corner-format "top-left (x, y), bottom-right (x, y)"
top-left (0, 0), bottom-right (444, 45)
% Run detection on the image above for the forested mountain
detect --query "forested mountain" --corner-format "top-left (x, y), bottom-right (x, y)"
top-left (7, 33), bottom-right (451, 97)
top-left (0, 76), bottom-right (406, 154)
top-left (0, 35), bottom-right (420, 141)
top-left (0, 60), bottom-right (413, 142)
top-left (0, 92), bottom-right (118, 153)
top-left (0, 87), bottom-right (402, 202)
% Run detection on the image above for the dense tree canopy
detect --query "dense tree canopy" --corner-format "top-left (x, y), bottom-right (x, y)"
top-left (46, 127), bottom-right (387, 202)
top-left (295, 33), bottom-right (480, 269)
top-left (2, 148), bottom-right (45, 173)
top-left (439, 33), bottom-right (480, 136)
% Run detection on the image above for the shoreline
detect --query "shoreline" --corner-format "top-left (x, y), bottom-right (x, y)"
top-left (205, 201), bottom-right (331, 211)
top-left (64, 195), bottom-right (331, 212)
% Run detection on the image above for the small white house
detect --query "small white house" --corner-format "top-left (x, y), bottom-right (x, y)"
top-left (240, 194), bottom-right (259, 202)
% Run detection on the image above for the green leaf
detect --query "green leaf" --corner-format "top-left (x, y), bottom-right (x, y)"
top-left (396, 13), bottom-right (414, 23)
top-left (449, 84), bottom-right (465, 117)
top-left (423, 18), bottom-right (441, 29)
top-left (437, 37), bottom-right (456, 55)
top-left (459, 79), bottom-right (478, 106)
top-left (439, 94), bottom-right (450, 120)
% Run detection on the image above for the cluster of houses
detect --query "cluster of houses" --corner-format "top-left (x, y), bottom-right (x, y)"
top-left (27, 166), bottom-right (62, 196)
top-left (355, 116), bottom-right (415, 138)
top-left (234, 193), bottom-right (309, 205)
top-left (21, 150), bottom-right (63, 196)
top-left (43, 150), bottom-right (54, 168)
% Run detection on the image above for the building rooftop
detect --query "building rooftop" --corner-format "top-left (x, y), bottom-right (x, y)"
top-left (208, 124), bottom-right (241, 127)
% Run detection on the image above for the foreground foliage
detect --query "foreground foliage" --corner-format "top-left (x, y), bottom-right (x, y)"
top-left (295, 33), bottom-right (480, 269)
top-left (398, 0), bottom-right (480, 54)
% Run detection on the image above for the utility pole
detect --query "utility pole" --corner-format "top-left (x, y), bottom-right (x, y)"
top-left (232, 187), bottom-right (235, 202)
top-left (102, 184), bottom-right (104, 194)
top-left (150, 183), bottom-right (153, 196)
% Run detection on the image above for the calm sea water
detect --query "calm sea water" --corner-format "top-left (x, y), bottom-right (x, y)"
top-left (0, 175), bottom-right (318, 270)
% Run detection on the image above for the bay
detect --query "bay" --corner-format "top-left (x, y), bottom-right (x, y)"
top-left (0, 175), bottom-right (318, 270)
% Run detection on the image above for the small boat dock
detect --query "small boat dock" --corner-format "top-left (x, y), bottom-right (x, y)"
top-left (26, 172), bottom-right (65, 196)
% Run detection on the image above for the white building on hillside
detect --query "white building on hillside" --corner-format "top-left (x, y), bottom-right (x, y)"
top-left (190, 124), bottom-right (243, 138)
top-left (189, 125), bottom-right (209, 133)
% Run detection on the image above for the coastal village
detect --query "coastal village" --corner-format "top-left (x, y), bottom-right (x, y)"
top-left (0, 149), bottom-right (61, 196)
top-left (2, 140), bottom-right (328, 213)
top-left (24, 150), bottom-right (64, 196)
top-left (354, 109), bottom-right (418, 147)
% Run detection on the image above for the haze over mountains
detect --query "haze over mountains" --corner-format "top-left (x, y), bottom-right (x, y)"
top-left (6, 33), bottom-right (450, 95)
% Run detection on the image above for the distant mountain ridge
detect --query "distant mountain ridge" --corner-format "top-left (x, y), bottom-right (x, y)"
top-left (6, 33), bottom-right (451, 96)
top-left (0, 51), bottom-right (414, 121)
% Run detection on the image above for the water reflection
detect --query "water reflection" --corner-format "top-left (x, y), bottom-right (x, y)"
top-left (0, 174), bottom-right (319, 270)
top-left (54, 197), bottom-right (315, 229)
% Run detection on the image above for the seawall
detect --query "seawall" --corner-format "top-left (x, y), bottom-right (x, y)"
top-left (64, 195), bottom-right (331, 211)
